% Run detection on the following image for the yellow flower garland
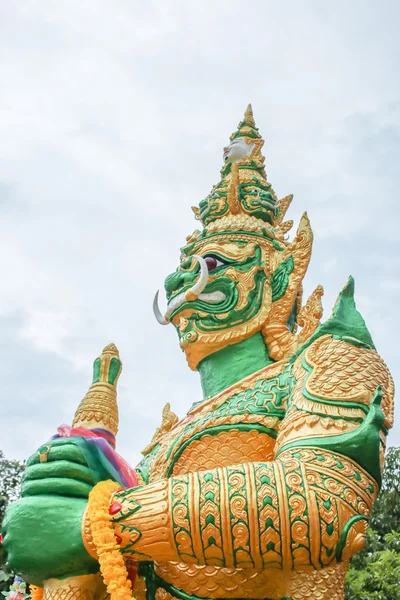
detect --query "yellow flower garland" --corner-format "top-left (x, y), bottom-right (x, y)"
top-left (87, 480), bottom-right (134, 600)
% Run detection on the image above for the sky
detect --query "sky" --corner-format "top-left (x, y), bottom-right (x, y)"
top-left (0, 1), bottom-right (398, 468)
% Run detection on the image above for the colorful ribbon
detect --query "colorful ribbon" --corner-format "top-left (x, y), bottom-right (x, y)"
top-left (53, 424), bottom-right (138, 489)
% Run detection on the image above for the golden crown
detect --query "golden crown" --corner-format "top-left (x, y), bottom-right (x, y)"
top-left (183, 104), bottom-right (294, 257)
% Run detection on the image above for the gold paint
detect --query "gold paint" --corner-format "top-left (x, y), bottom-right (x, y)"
top-left (196, 240), bottom-right (265, 264)
top-left (189, 356), bottom-right (288, 417)
top-left (220, 466), bottom-right (235, 568)
top-left (155, 589), bottom-right (174, 600)
top-left (113, 479), bottom-right (179, 562)
top-left (113, 386), bottom-right (380, 598)
top-left (73, 344), bottom-right (121, 436)
top-left (81, 505), bottom-right (98, 560)
top-left (142, 403), bottom-right (179, 455)
top-left (172, 430), bottom-right (275, 476)
top-left (244, 103), bottom-right (256, 127)
top-left (244, 462), bottom-right (263, 570)
top-left (185, 290), bottom-right (198, 302)
top-left (297, 284), bottom-right (324, 343)
top-left (43, 575), bottom-right (105, 600)
top-left (274, 461), bottom-right (291, 571)
top-left (275, 194), bottom-right (293, 225)
top-left (227, 163), bottom-right (240, 215)
top-left (150, 414), bottom-right (279, 482)
top-left (341, 518), bottom-right (368, 562)
top-left (262, 213), bottom-right (314, 361)
top-left (132, 576), bottom-right (146, 600)
top-left (99, 107), bottom-right (393, 600)
top-left (189, 472), bottom-right (206, 564)
top-left (38, 446), bottom-right (51, 463)
top-left (175, 281), bottom-right (272, 370)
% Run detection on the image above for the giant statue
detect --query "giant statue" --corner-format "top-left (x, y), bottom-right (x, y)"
top-left (2, 106), bottom-right (395, 600)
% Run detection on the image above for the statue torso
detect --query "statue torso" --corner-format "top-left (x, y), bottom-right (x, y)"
top-left (134, 353), bottom-right (348, 600)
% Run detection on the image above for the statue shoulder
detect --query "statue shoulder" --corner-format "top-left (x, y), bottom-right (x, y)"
top-left (295, 333), bottom-right (394, 431)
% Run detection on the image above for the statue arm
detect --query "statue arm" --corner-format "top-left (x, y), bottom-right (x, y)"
top-left (108, 336), bottom-right (393, 571)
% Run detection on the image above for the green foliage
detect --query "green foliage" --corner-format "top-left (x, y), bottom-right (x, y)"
top-left (0, 451), bottom-right (25, 523)
top-left (345, 447), bottom-right (400, 599)
top-left (370, 446), bottom-right (400, 538)
top-left (0, 451), bottom-right (25, 592)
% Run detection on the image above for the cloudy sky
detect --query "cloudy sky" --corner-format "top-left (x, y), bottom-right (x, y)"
top-left (0, 1), bottom-right (398, 467)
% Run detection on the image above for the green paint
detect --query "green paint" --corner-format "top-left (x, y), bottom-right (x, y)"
top-left (108, 357), bottom-right (121, 385)
top-left (2, 496), bottom-right (97, 586)
top-left (138, 562), bottom-right (157, 600)
top-left (336, 515), bottom-right (368, 561)
top-left (135, 445), bottom-right (159, 485)
top-left (166, 354), bottom-right (293, 476)
top-left (271, 256), bottom-right (294, 302)
top-left (286, 299), bottom-right (298, 332)
top-left (198, 332), bottom-right (274, 398)
top-left (92, 357), bottom-right (101, 383)
top-left (277, 387), bottom-right (384, 486)
top-left (290, 277), bottom-right (375, 364)
top-left (1, 436), bottom-right (127, 584)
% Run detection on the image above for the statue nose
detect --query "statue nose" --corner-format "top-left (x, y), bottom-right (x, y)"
top-left (164, 270), bottom-right (196, 296)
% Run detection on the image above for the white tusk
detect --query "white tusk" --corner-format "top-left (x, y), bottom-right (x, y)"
top-left (154, 255), bottom-right (210, 325)
top-left (188, 255), bottom-right (209, 298)
top-left (153, 291), bottom-right (169, 325)
top-left (165, 292), bottom-right (187, 320)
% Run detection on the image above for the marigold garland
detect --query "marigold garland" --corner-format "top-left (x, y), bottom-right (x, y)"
top-left (87, 480), bottom-right (134, 600)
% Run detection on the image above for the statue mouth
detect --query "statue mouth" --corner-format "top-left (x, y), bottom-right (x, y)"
top-left (197, 291), bottom-right (226, 304)
top-left (154, 256), bottom-right (228, 325)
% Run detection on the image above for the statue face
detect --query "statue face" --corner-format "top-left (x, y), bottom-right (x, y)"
top-left (223, 137), bottom-right (255, 164)
top-left (163, 239), bottom-right (272, 369)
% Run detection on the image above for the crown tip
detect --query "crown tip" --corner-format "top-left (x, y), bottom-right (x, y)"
top-left (102, 343), bottom-right (119, 356)
top-left (244, 103), bottom-right (255, 125)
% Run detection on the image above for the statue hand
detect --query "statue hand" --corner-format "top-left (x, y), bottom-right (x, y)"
top-left (2, 438), bottom-right (104, 585)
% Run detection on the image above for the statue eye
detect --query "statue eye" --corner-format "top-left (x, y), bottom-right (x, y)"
top-left (202, 254), bottom-right (227, 272)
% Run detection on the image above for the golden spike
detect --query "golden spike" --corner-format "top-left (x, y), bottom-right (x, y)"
top-left (244, 103), bottom-right (256, 127)
top-left (275, 195), bottom-right (294, 225)
top-left (297, 284), bottom-right (324, 343)
top-left (280, 220), bottom-right (294, 235)
top-left (72, 343), bottom-right (122, 436)
top-left (142, 402), bottom-right (179, 455)
top-left (262, 213), bottom-right (314, 360)
top-left (191, 206), bottom-right (200, 219)
top-left (227, 162), bottom-right (241, 215)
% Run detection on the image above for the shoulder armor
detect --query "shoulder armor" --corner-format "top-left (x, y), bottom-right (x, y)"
top-left (297, 334), bottom-right (394, 429)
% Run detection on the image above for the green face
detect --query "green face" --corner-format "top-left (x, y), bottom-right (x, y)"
top-left (162, 240), bottom-right (272, 369)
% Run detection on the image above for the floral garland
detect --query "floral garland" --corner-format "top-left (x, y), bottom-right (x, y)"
top-left (87, 480), bottom-right (133, 600)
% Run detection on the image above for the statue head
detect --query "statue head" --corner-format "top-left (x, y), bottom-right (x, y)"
top-left (154, 105), bottom-right (321, 370)
top-left (223, 137), bottom-right (255, 165)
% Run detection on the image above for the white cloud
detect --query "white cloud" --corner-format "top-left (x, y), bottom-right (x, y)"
top-left (0, 1), bottom-right (398, 464)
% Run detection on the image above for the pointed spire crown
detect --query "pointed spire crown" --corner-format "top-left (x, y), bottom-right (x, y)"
top-left (185, 105), bottom-right (293, 256)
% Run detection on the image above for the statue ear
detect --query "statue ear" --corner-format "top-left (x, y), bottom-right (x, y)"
top-left (268, 213), bottom-right (313, 326)
top-left (262, 214), bottom-right (314, 360)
